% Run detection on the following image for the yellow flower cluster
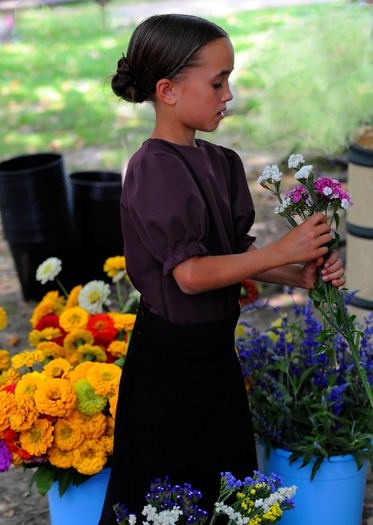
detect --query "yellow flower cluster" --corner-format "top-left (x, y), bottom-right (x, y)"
top-left (0, 356), bottom-right (119, 476)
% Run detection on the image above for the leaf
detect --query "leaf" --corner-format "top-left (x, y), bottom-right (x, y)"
top-left (30, 464), bottom-right (56, 496)
top-left (309, 289), bottom-right (325, 303)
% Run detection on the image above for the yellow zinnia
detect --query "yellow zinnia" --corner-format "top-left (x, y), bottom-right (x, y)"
top-left (59, 307), bottom-right (89, 333)
top-left (15, 371), bottom-right (46, 398)
top-left (9, 394), bottom-right (38, 432)
top-left (0, 390), bottom-right (16, 430)
top-left (109, 393), bottom-right (118, 419)
top-left (0, 307), bottom-right (7, 330)
top-left (34, 377), bottom-right (76, 417)
top-left (69, 409), bottom-right (106, 439)
top-left (30, 291), bottom-right (65, 327)
top-left (19, 418), bottom-right (54, 456)
top-left (48, 445), bottom-right (74, 469)
top-left (65, 285), bottom-right (83, 309)
top-left (42, 358), bottom-right (72, 379)
top-left (0, 368), bottom-right (21, 388)
top-left (108, 340), bottom-right (128, 358)
top-left (103, 256), bottom-right (126, 279)
top-left (63, 329), bottom-right (94, 352)
top-left (53, 418), bottom-right (84, 451)
top-left (0, 349), bottom-right (10, 370)
top-left (11, 349), bottom-right (45, 370)
top-left (101, 416), bottom-right (115, 454)
top-left (29, 327), bottom-right (62, 346)
top-left (87, 363), bottom-right (121, 397)
top-left (77, 344), bottom-right (107, 363)
top-left (36, 341), bottom-right (66, 360)
top-left (72, 439), bottom-right (107, 476)
top-left (69, 361), bottom-right (95, 385)
top-left (113, 313), bottom-right (136, 332)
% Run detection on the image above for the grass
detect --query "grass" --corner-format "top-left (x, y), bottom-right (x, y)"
top-left (1, 1), bottom-right (373, 170)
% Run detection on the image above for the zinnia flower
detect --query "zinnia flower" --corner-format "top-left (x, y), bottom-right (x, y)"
top-left (78, 281), bottom-right (111, 314)
top-left (108, 340), bottom-right (128, 358)
top-left (42, 358), bottom-right (73, 379)
top-left (11, 350), bottom-right (45, 370)
top-left (59, 306), bottom-right (89, 332)
top-left (29, 327), bottom-right (63, 346)
top-left (0, 368), bottom-right (20, 389)
top-left (86, 363), bottom-right (121, 397)
top-left (87, 313), bottom-right (118, 347)
top-left (112, 313), bottom-right (136, 332)
top-left (0, 390), bottom-right (16, 431)
top-left (15, 371), bottom-right (46, 398)
top-left (30, 291), bottom-right (65, 327)
top-left (0, 307), bottom-right (7, 330)
top-left (69, 361), bottom-right (95, 385)
top-left (63, 329), bottom-right (94, 352)
top-left (36, 257), bottom-right (62, 285)
top-left (19, 418), bottom-right (54, 456)
top-left (0, 350), bottom-right (10, 370)
top-left (48, 445), bottom-right (74, 469)
top-left (65, 285), bottom-right (83, 309)
top-left (72, 438), bottom-right (107, 476)
top-left (73, 379), bottom-right (107, 416)
top-left (103, 256), bottom-right (126, 283)
top-left (9, 395), bottom-right (38, 432)
top-left (34, 377), bottom-right (76, 417)
top-left (68, 410), bottom-right (106, 439)
top-left (53, 418), bottom-right (84, 451)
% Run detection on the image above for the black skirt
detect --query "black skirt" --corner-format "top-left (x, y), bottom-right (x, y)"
top-left (98, 301), bottom-right (257, 524)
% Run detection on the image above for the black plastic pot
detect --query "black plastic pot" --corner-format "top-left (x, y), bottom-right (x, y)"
top-left (0, 153), bottom-right (77, 300)
top-left (69, 171), bottom-right (123, 282)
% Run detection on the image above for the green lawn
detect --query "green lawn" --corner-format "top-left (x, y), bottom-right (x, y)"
top-left (1, 1), bottom-right (373, 169)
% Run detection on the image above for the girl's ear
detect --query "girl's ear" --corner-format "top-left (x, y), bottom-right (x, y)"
top-left (156, 78), bottom-right (176, 105)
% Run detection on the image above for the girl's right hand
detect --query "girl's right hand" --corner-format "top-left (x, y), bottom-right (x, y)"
top-left (276, 212), bottom-right (332, 265)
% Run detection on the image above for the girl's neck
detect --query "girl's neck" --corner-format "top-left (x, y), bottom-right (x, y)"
top-left (150, 123), bottom-right (197, 147)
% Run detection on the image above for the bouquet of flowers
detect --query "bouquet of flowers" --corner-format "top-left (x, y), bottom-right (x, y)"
top-left (0, 256), bottom-right (139, 496)
top-left (114, 471), bottom-right (297, 524)
top-left (257, 154), bottom-right (373, 408)
top-left (236, 297), bottom-right (373, 479)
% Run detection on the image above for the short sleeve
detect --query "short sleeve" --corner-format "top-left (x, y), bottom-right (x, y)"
top-left (222, 147), bottom-right (256, 252)
top-left (122, 151), bottom-right (210, 276)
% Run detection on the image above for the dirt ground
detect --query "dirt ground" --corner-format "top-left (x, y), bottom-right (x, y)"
top-left (1, 150), bottom-right (373, 524)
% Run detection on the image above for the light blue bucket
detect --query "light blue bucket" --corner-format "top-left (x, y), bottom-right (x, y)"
top-left (263, 448), bottom-right (368, 525)
top-left (48, 468), bottom-right (110, 525)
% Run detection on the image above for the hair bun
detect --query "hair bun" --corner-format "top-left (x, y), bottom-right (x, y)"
top-left (112, 54), bottom-right (144, 102)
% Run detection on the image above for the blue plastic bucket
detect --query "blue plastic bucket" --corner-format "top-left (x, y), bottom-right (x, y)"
top-left (263, 448), bottom-right (368, 525)
top-left (48, 468), bottom-right (110, 525)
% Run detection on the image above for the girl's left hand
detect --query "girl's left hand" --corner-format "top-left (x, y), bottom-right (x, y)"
top-left (320, 251), bottom-right (345, 287)
top-left (302, 251), bottom-right (345, 289)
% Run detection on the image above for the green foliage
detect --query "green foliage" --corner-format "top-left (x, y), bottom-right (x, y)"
top-left (1, 2), bottom-right (373, 168)
top-left (236, 299), bottom-right (373, 479)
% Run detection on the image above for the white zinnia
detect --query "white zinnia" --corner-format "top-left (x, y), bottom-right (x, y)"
top-left (35, 257), bottom-right (62, 284)
top-left (294, 165), bottom-right (313, 180)
top-left (258, 164), bottom-right (282, 185)
top-left (78, 280), bottom-right (111, 314)
top-left (288, 153), bottom-right (305, 169)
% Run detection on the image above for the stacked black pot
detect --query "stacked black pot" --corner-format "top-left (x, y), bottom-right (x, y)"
top-left (0, 152), bottom-right (78, 300)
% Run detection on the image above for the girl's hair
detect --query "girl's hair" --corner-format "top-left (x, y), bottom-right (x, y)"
top-left (112, 14), bottom-right (228, 103)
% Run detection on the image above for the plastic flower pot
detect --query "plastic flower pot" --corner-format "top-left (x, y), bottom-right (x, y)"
top-left (69, 171), bottom-right (123, 282)
top-left (0, 153), bottom-right (78, 300)
top-left (263, 447), bottom-right (368, 525)
top-left (346, 136), bottom-right (373, 320)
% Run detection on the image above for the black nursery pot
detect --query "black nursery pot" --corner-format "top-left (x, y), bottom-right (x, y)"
top-left (0, 153), bottom-right (77, 301)
top-left (69, 171), bottom-right (124, 283)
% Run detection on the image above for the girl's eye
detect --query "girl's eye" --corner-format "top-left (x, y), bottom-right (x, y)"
top-left (212, 83), bottom-right (222, 90)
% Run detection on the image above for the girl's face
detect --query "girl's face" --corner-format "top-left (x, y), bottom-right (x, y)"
top-left (171, 37), bottom-right (234, 138)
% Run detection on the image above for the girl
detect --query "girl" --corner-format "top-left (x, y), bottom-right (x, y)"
top-left (99, 14), bottom-right (344, 523)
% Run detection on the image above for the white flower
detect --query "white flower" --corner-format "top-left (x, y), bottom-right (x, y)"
top-left (128, 515), bottom-right (137, 525)
top-left (35, 257), bottom-right (62, 284)
top-left (288, 153), bottom-right (305, 169)
top-left (323, 187), bottom-right (333, 196)
top-left (341, 198), bottom-right (351, 209)
top-left (254, 485), bottom-right (297, 513)
top-left (142, 504), bottom-right (183, 525)
top-left (214, 502), bottom-right (247, 525)
top-left (294, 165), bottom-right (313, 180)
top-left (78, 280), bottom-right (111, 314)
top-left (258, 164), bottom-right (282, 185)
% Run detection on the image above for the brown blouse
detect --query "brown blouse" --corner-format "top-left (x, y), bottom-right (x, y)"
top-left (120, 138), bottom-right (256, 323)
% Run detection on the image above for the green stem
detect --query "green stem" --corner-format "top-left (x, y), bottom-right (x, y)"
top-left (55, 277), bottom-right (69, 299)
top-left (314, 281), bottom-right (373, 409)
